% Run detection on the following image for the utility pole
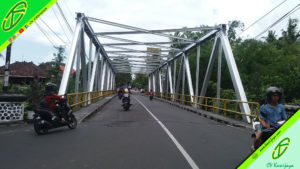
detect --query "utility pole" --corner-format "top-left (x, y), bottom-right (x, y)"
top-left (3, 44), bottom-right (12, 92)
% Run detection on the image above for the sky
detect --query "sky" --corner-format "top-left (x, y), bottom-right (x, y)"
top-left (0, 0), bottom-right (299, 67)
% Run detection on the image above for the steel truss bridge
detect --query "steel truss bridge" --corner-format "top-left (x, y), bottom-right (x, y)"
top-left (58, 13), bottom-right (254, 124)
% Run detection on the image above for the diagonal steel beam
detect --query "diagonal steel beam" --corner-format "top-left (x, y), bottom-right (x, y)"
top-left (152, 29), bottom-right (220, 74)
top-left (87, 16), bottom-right (195, 42)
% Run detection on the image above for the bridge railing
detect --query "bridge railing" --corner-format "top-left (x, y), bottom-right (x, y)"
top-left (66, 90), bottom-right (115, 111)
top-left (149, 92), bottom-right (259, 124)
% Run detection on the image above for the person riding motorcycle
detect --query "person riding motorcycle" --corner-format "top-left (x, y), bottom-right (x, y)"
top-left (149, 89), bottom-right (154, 95)
top-left (39, 82), bottom-right (67, 122)
top-left (149, 89), bottom-right (154, 100)
top-left (253, 87), bottom-right (287, 150)
top-left (122, 88), bottom-right (131, 105)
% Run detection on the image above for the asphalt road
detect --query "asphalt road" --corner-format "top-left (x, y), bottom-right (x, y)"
top-left (0, 94), bottom-right (252, 169)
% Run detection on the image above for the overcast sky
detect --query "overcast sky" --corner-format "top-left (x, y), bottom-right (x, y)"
top-left (0, 0), bottom-right (299, 67)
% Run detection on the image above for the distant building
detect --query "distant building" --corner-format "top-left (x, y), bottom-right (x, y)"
top-left (0, 61), bottom-right (76, 84)
top-left (0, 61), bottom-right (47, 84)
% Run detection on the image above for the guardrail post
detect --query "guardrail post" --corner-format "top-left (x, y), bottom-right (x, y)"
top-left (223, 100), bottom-right (227, 116)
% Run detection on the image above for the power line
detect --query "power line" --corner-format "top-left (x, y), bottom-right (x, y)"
top-left (35, 21), bottom-right (57, 47)
top-left (238, 0), bottom-right (289, 37)
top-left (52, 7), bottom-right (72, 43)
top-left (61, 0), bottom-right (75, 19)
top-left (255, 3), bottom-right (300, 39)
top-left (55, 2), bottom-right (74, 33)
top-left (39, 18), bottom-right (67, 45)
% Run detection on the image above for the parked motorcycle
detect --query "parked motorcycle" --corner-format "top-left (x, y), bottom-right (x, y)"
top-left (33, 100), bottom-right (77, 135)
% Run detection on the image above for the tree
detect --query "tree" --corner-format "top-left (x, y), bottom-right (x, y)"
top-left (282, 18), bottom-right (300, 44)
top-left (265, 30), bottom-right (277, 43)
top-left (47, 46), bottom-right (66, 86)
top-left (168, 18), bottom-right (300, 105)
top-left (115, 73), bottom-right (132, 88)
top-left (227, 20), bottom-right (244, 43)
top-left (132, 74), bottom-right (148, 88)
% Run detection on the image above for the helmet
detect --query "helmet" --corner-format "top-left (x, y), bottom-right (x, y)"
top-left (266, 86), bottom-right (282, 101)
top-left (45, 82), bottom-right (57, 94)
top-left (124, 88), bottom-right (129, 94)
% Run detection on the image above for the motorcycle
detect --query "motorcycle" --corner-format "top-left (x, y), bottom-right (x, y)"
top-left (122, 94), bottom-right (131, 111)
top-left (149, 94), bottom-right (153, 100)
top-left (33, 100), bottom-right (77, 135)
top-left (251, 120), bottom-right (285, 151)
top-left (118, 92), bottom-right (123, 99)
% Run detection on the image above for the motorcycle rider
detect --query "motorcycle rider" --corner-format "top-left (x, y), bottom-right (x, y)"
top-left (253, 87), bottom-right (287, 150)
top-left (40, 82), bottom-right (67, 122)
top-left (149, 89), bottom-right (154, 96)
top-left (122, 88), bottom-right (131, 105)
top-left (149, 89), bottom-right (154, 100)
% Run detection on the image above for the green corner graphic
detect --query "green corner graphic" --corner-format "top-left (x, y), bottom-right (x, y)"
top-left (0, 0), bottom-right (58, 52)
top-left (238, 110), bottom-right (300, 169)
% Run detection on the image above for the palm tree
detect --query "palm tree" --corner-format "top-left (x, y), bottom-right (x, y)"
top-left (265, 30), bottom-right (277, 43)
top-left (282, 18), bottom-right (300, 44)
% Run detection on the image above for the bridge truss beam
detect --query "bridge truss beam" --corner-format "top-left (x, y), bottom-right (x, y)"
top-left (148, 25), bottom-right (251, 123)
top-left (59, 13), bottom-right (115, 96)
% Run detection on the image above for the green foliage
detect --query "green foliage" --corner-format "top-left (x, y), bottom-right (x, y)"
top-left (115, 73), bottom-right (132, 87)
top-left (132, 74), bottom-right (148, 88)
top-left (265, 30), bottom-right (277, 43)
top-left (281, 18), bottom-right (300, 44)
top-left (170, 18), bottom-right (300, 105)
top-left (292, 98), bottom-right (300, 105)
top-left (40, 46), bottom-right (66, 88)
top-left (227, 20), bottom-right (244, 43)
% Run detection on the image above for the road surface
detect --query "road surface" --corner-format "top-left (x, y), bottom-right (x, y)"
top-left (0, 94), bottom-right (252, 169)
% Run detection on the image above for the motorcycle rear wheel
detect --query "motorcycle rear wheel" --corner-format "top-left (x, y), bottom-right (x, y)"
top-left (67, 114), bottom-right (77, 129)
top-left (123, 106), bottom-right (129, 111)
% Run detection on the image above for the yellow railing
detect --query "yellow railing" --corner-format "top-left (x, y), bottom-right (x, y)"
top-left (147, 92), bottom-right (259, 124)
top-left (66, 90), bottom-right (115, 110)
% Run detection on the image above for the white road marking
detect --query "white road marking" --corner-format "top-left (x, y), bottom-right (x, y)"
top-left (134, 96), bottom-right (200, 169)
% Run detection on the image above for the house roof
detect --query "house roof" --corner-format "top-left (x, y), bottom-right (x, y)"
top-left (0, 61), bottom-right (47, 78)
top-left (60, 65), bottom-right (76, 74)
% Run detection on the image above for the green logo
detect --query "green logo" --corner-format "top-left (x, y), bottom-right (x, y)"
top-left (2, 1), bottom-right (28, 32)
top-left (272, 137), bottom-right (290, 160)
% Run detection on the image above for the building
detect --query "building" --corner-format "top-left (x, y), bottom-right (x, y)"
top-left (0, 61), bottom-right (47, 84)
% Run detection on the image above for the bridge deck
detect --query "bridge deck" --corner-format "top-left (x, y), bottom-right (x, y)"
top-left (0, 94), bottom-right (252, 169)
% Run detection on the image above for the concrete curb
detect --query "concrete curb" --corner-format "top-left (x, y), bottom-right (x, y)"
top-left (76, 95), bottom-right (116, 123)
top-left (0, 95), bottom-right (116, 128)
top-left (0, 120), bottom-right (28, 127)
top-left (143, 94), bottom-right (253, 130)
